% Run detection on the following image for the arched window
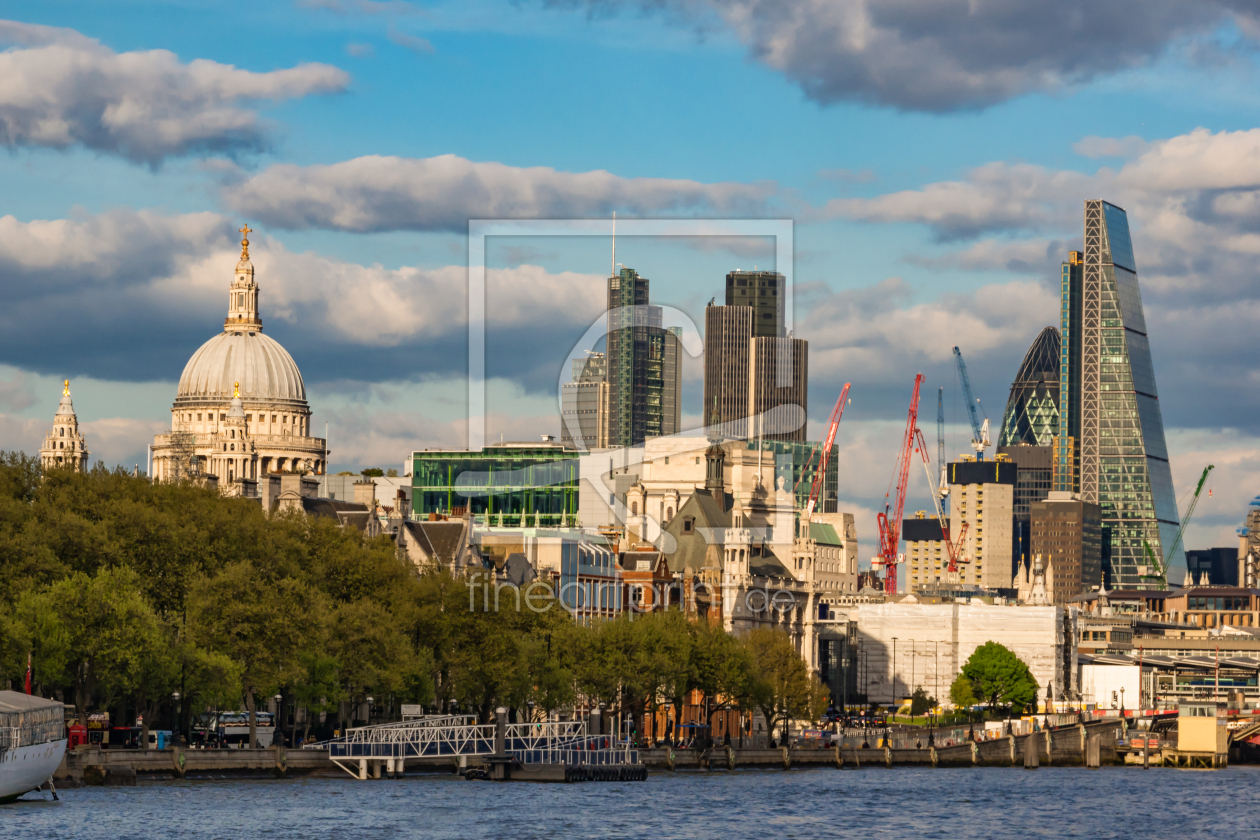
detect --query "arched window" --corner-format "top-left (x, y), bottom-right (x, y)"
top-left (630, 502), bottom-right (638, 515)
top-left (59, 441), bottom-right (64, 449)
top-left (666, 506), bottom-right (673, 521)
top-left (59, 428), bottom-right (64, 437)
top-left (230, 443), bottom-right (235, 451)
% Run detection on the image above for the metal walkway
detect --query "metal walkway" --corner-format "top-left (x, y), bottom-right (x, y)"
top-left (326, 714), bottom-right (640, 780)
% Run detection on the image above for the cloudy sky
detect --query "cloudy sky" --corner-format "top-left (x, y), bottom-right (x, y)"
top-left (2, 1), bottom-right (1259, 568)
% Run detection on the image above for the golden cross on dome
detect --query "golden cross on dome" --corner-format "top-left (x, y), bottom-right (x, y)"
top-left (63, 379), bottom-right (70, 396)
top-left (239, 224), bottom-right (252, 259)
top-left (234, 381), bottom-right (240, 399)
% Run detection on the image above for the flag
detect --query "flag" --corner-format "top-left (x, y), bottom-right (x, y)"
top-left (25, 651), bottom-right (32, 695)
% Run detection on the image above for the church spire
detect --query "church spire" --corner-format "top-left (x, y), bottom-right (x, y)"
top-left (239, 224), bottom-right (252, 260)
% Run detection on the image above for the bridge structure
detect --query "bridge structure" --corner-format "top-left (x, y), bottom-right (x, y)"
top-left (326, 709), bottom-right (643, 781)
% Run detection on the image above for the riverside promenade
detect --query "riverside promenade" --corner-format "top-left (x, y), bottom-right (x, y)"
top-left (55, 718), bottom-right (1131, 785)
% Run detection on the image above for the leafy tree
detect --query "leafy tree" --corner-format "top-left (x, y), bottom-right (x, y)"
top-left (360, 468), bottom-right (384, 477)
top-left (742, 627), bottom-right (818, 746)
top-left (960, 642), bottom-right (1039, 711)
top-left (910, 687), bottom-right (935, 717)
top-left (385, 469), bottom-right (399, 478)
top-left (188, 563), bottom-right (319, 746)
top-left (950, 673), bottom-right (977, 708)
top-left (35, 566), bottom-right (164, 725)
top-left (293, 651), bottom-right (341, 743)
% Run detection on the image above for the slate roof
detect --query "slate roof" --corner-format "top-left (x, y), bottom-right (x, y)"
top-left (401, 520), bottom-right (467, 566)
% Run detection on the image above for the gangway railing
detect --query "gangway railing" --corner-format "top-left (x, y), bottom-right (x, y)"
top-left (327, 715), bottom-right (640, 779)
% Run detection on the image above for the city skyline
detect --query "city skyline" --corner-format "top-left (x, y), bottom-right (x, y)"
top-left (2, 4), bottom-right (1260, 569)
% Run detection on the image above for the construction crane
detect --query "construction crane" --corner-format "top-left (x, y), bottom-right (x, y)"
top-left (1142, 464), bottom-right (1215, 587)
top-left (875, 374), bottom-right (923, 594)
top-left (914, 425), bottom-right (969, 574)
top-left (936, 386), bottom-right (948, 510)
top-left (803, 383), bottom-right (850, 521)
top-left (952, 346), bottom-right (990, 460)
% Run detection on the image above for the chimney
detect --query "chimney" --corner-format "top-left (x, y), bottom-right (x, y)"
top-left (354, 478), bottom-right (377, 508)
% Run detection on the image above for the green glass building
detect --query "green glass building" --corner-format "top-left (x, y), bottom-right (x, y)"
top-left (411, 442), bottom-right (579, 528)
top-left (1056, 200), bottom-right (1182, 588)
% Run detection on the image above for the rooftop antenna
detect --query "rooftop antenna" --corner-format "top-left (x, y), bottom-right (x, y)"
top-left (611, 211), bottom-right (616, 278)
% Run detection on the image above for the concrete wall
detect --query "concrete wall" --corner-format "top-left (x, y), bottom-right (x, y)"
top-left (856, 602), bottom-right (1075, 706)
top-left (1078, 663), bottom-right (1140, 710)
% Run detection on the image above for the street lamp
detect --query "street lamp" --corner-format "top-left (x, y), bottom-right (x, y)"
top-left (171, 691), bottom-right (182, 746)
top-left (273, 694), bottom-right (283, 746)
top-left (891, 637), bottom-right (899, 718)
top-left (527, 699), bottom-right (536, 724)
top-left (366, 696), bottom-right (374, 726)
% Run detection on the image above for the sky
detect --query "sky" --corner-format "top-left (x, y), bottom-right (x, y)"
top-left (2, 1), bottom-right (1260, 571)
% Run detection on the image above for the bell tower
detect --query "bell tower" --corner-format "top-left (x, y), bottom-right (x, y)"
top-left (39, 380), bottom-right (90, 471)
top-left (226, 224), bottom-right (262, 332)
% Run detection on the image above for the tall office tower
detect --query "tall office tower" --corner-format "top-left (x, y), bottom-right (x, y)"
top-left (605, 267), bottom-right (682, 447)
top-left (999, 326), bottom-right (1060, 572)
top-left (1060, 200), bottom-right (1181, 588)
top-left (703, 270), bottom-right (808, 442)
top-left (1054, 251), bottom-right (1084, 493)
top-left (561, 353), bottom-right (608, 450)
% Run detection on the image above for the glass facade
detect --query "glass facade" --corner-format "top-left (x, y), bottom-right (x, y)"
top-left (1079, 201), bottom-right (1182, 588)
top-left (999, 326), bottom-right (1060, 447)
top-left (411, 444), bottom-right (579, 527)
top-left (605, 268), bottom-right (680, 447)
top-left (744, 439), bottom-right (840, 513)
top-left (1054, 253), bottom-right (1083, 493)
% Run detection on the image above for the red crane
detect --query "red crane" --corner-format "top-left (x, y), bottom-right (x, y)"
top-left (912, 426), bottom-right (969, 573)
top-left (876, 374), bottom-right (923, 594)
top-left (802, 383), bottom-right (850, 520)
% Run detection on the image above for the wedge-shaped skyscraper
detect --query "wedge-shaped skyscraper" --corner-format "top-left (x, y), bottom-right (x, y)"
top-left (1056, 200), bottom-right (1181, 588)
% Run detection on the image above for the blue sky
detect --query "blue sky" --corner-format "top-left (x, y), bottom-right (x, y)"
top-left (2, 0), bottom-right (1260, 565)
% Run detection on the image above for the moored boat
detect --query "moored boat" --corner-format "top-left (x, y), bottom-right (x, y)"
top-left (0, 691), bottom-right (67, 802)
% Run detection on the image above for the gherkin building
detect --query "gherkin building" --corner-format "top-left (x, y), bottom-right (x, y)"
top-left (999, 326), bottom-right (1061, 447)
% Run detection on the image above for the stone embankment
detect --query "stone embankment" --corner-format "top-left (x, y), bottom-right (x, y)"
top-left (639, 720), bottom-right (1122, 771)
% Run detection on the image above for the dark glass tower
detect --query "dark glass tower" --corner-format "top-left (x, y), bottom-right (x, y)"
top-left (1054, 251), bottom-right (1084, 494)
top-left (605, 267), bottom-right (681, 447)
top-left (1061, 200), bottom-right (1181, 588)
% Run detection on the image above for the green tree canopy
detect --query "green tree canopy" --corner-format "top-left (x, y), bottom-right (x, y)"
top-left (960, 642), bottom-right (1039, 711)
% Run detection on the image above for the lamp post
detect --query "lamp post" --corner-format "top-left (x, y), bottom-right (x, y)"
top-left (527, 699), bottom-right (536, 724)
top-left (891, 637), bottom-right (898, 719)
top-left (366, 696), bottom-right (374, 727)
top-left (171, 691), bottom-right (181, 746)
top-left (273, 694), bottom-right (283, 746)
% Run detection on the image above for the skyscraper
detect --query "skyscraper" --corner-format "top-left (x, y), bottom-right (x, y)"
top-left (605, 267), bottom-right (682, 447)
top-left (561, 353), bottom-right (608, 450)
top-left (704, 270), bottom-right (808, 442)
top-left (999, 326), bottom-right (1060, 572)
top-left (1056, 200), bottom-right (1181, 588)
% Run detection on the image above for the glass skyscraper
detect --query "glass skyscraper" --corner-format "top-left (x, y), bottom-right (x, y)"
top-left (999, 326), bottom-right (1060, 447)
top-left (1057, 200), bottom-right (1181, 588)
top-left (605, 267), bottom-right (682, 447)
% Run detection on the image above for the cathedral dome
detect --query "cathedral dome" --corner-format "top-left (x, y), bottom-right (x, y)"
top-left (176, 331), bottom-right (306, 404)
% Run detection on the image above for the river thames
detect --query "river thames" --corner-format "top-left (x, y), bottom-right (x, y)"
top-left (4, 766), bottom-right (1256, 839)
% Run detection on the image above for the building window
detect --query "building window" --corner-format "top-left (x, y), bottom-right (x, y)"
top-left (666, 506), bottom-right (673, 521)
top-left (631, 502), bottom-right (638, 515)
top-left (683, 517), bottom-right (694, 534)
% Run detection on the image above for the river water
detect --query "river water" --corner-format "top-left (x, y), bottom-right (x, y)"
top-left (4, 766), bottom-right (1256, 839)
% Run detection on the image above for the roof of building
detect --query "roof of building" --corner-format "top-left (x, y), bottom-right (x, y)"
top-left (401, 520), bottom-right (467, 565)
top-left (808, 522), bottom-right (843, 545)
top-left (496, 553), bottom-right (538, 587)
top-left (177, 326), bottom-right (306, 405)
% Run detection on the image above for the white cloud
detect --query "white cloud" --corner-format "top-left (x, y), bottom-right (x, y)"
top-left (0, 209), bottom-right (605, 386)
top-left (0, 19), bottom-right (349, 165)
top-left (222, 153), bottom-right (776, 232)
top-left (548, 1), bottom-right (1260, 111)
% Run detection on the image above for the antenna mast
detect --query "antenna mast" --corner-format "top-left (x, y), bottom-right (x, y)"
top-left (611, 211), bottom-right (616, 278)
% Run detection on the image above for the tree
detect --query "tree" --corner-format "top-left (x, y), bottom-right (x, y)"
top-left (949, 673), bottom-right (977, 709)
top-left (35, 566), bottom-right (165, 726)
top-left (742, 628), bottom-right (817, 746)
top-left (910, 687), bottom-right (935, 717)
top-left (360, 468), bottom-right (384, 477)
top-left (188, 563), bottom-right (319, 747)
top-left (960, 642), bottom-right (1039, 711)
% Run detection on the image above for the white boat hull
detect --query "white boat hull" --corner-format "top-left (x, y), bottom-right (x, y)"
top-left (0, 738), bottom-right (66, 802)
